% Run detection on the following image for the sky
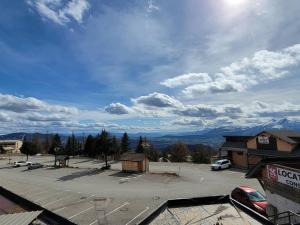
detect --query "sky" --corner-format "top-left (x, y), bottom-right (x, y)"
top-left (1, 0), bottom-right (300, 134)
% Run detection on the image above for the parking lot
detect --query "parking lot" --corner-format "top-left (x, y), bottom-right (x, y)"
top-left (0, 155), bottom-right (263, 225)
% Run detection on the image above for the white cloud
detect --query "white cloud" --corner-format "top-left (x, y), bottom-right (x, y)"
top-left (169, 118), bottom-right (205, 127)
top-left (105, 103), bottom-right (131, 115)
top-left (147, 0), bottom-right (160, 13)
top-left (160, 73), bottom-right (212, 88)
top-left (0, 93), bottom-right (78, 114)
top-left (132, 92), bottom-right (184, 108)
top-left (27, 0), bottom-right (90, 25)
top-left (178, 44), bottom-right (300, 97)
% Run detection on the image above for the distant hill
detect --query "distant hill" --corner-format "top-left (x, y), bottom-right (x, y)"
top-left (1, 118), bottom-right (299, 150)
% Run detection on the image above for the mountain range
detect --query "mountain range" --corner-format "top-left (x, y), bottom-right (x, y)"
top-left (1, 118), bottom-right (299, 149)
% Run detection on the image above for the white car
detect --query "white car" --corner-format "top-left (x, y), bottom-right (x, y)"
top-left (14, 161), bottom-right (32, 167)
top-left (211, 159), bottom-right (231, 170)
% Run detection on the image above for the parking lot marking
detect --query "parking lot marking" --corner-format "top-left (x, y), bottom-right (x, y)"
top-left (125, 207), bottom-right (150, 225)
top-left (53, 207), bottom-right (66, 213)
top-left (43, 195), bottom-right (72, 207)
top-left (27, 190), bottom-right (49, 198)
top-left (89, 202), bottom-right (130, 225)
top-left (69, 206), bottom-right (94, 219)
top-left (35, 191), bottom-right (65, 202)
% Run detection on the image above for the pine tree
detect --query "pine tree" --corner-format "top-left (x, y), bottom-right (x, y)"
top-left (136, 136), bottom-right (144, 153)
top-left (111, 135), bottom-right (120, 159)
top-left (121, 132), bottom-right (130, 153)
top-left (43, 132), bottom-right (50, 154)
top-left (20, 138), bottom-right (38, 160)
top-left (84, 135), bottom-right (95, 157)
top-left (49, 133), bottom-right (62, 155)
top-left (95, 130), bottom-right (112, 168)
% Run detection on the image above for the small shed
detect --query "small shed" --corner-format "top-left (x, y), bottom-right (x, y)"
top-left (120, 153), bottom-right (149, 173)
top-left (55, 155), bottom-right (70, 167)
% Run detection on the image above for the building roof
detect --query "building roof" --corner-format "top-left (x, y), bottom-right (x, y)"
top-left (0, 140), bottom-right (21, 143)
top-left (248, 147), bottom-right (300, 157)
top-left (0, 211), bottom-right (43, 225)
top-left (221, 141), bottom-right (247, 149)
top-left (120, 153), bottom-right (146, 162)
top-left (246, 156), bottom-right (300, 178)
top-left (259, 130), bottom-right (300, 144)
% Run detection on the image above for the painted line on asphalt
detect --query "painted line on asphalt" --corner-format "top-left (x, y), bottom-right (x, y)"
top-left (69, 206), bottom-right (94, 219)
top-left (43, 195), bottom-right (73, 207)
top-left (126, 207), bottom-right (150, 225)
top-left (53, 207), bottom-right (66, 213)
top-left (26, 190), bottom-right (49, 198)
top-left (53, 194), bottom-right (95, 213)
top-left (35, 191), bottom-right (65, 202)
top-left (89, 202), bottom-right (130, 225)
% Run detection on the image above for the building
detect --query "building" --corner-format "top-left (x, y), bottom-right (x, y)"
top-left (0, 140), bottom-right (23, 154)
top-left (220, 130), bottom-right (300, 169)
top-left (246, 157), bottom-right (300, 224)
top-left (120, 153), bottom-right (149, 173)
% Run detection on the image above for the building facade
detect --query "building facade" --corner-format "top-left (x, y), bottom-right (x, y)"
top-left (0, 140), bottom-right (23, 154)
top-left (220, 130), bottom-right (300, 169)
top-left (246, 157), bottom-right (300, 224)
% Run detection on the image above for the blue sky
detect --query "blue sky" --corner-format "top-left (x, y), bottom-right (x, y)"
top-left (1, 0), bottom-right (300, 134)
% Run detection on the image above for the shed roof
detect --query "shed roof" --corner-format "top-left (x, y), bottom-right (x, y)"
top-left (0, 211), bottom-right (43, 225)
top-left (120, 153), bottom-right (146, 162)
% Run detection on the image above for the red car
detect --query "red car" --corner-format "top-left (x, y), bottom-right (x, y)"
top-left (231, 185), bottom-right (267, 216)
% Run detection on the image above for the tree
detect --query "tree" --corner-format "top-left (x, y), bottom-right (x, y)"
top-left (20, 138), bottom-right (39, 160)
top-left (65, 133), bottom-right (78, 156)
top-left (145, 145), bottom-right (160, 162)
top-left (32, 133), bottom-right (42, 153)
top-left (121, 132), bottom-right (130, 153)
top-left (49, 134), bottom-right (62, 155)
top-left (43, 132), bottom-right (51, 154)
top-left (111, 136), bottom-right (120, 160)
top-left (95, 130), bottom-right (112, 168)
top-left (191, 145), bottom-right (213, 164)
top-left (136, 136), bottom-right (144, 153)
top-left (170, 141), bottom-right (189, 162)
top-left (84, 135), bottom-right (95, 157)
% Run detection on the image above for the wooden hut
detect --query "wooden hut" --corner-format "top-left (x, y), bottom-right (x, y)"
top-left (120, 153), bottom-right (149, 173)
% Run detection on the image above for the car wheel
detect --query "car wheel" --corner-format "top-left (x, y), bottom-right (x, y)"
top-left (219, 166), bottom-right (221, 170)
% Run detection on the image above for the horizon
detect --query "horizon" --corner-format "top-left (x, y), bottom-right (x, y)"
top-left (1, 0), bottom-right (300, 134)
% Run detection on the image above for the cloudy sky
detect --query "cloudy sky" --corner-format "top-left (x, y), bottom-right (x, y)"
top-left (1, 0), bottom-right (300, 134)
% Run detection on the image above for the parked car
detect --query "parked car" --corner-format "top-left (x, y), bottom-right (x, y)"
top-left (211, 159), bottom-right (231, 170)
top-left (231, 185), bottom-right (267, 216)
top-left (28, 162), bottom-right (43, 170)
top-left (14, 161), bottom-right (32, 167)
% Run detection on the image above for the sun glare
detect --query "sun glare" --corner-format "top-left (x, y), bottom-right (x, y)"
top-left (224, 0), bottom-right (247, 6)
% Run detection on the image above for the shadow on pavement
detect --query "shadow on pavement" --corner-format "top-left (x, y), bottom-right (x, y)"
top-left (109, 171), bottom-right (141, 177)
top-left (57, 168), bottom-right (106, 181)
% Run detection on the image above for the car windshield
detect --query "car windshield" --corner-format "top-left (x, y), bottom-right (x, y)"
top-left (213, 161), bottom-right (222, 164)
top-left (247, 191), bottom-right (266, 202)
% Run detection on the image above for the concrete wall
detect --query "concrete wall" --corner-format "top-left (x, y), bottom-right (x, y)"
top-left (265, 190), bottom-right (300, 224)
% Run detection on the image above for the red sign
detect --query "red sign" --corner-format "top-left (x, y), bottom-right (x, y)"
top-left (267, 165), bottom-right (278, 182)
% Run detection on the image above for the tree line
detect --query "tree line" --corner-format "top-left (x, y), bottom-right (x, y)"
top-left (20, 131), bottom-right (214, 163)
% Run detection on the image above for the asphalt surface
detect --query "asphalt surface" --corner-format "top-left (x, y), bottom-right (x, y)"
top-left (0, 155), bottom-right (263, 225)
